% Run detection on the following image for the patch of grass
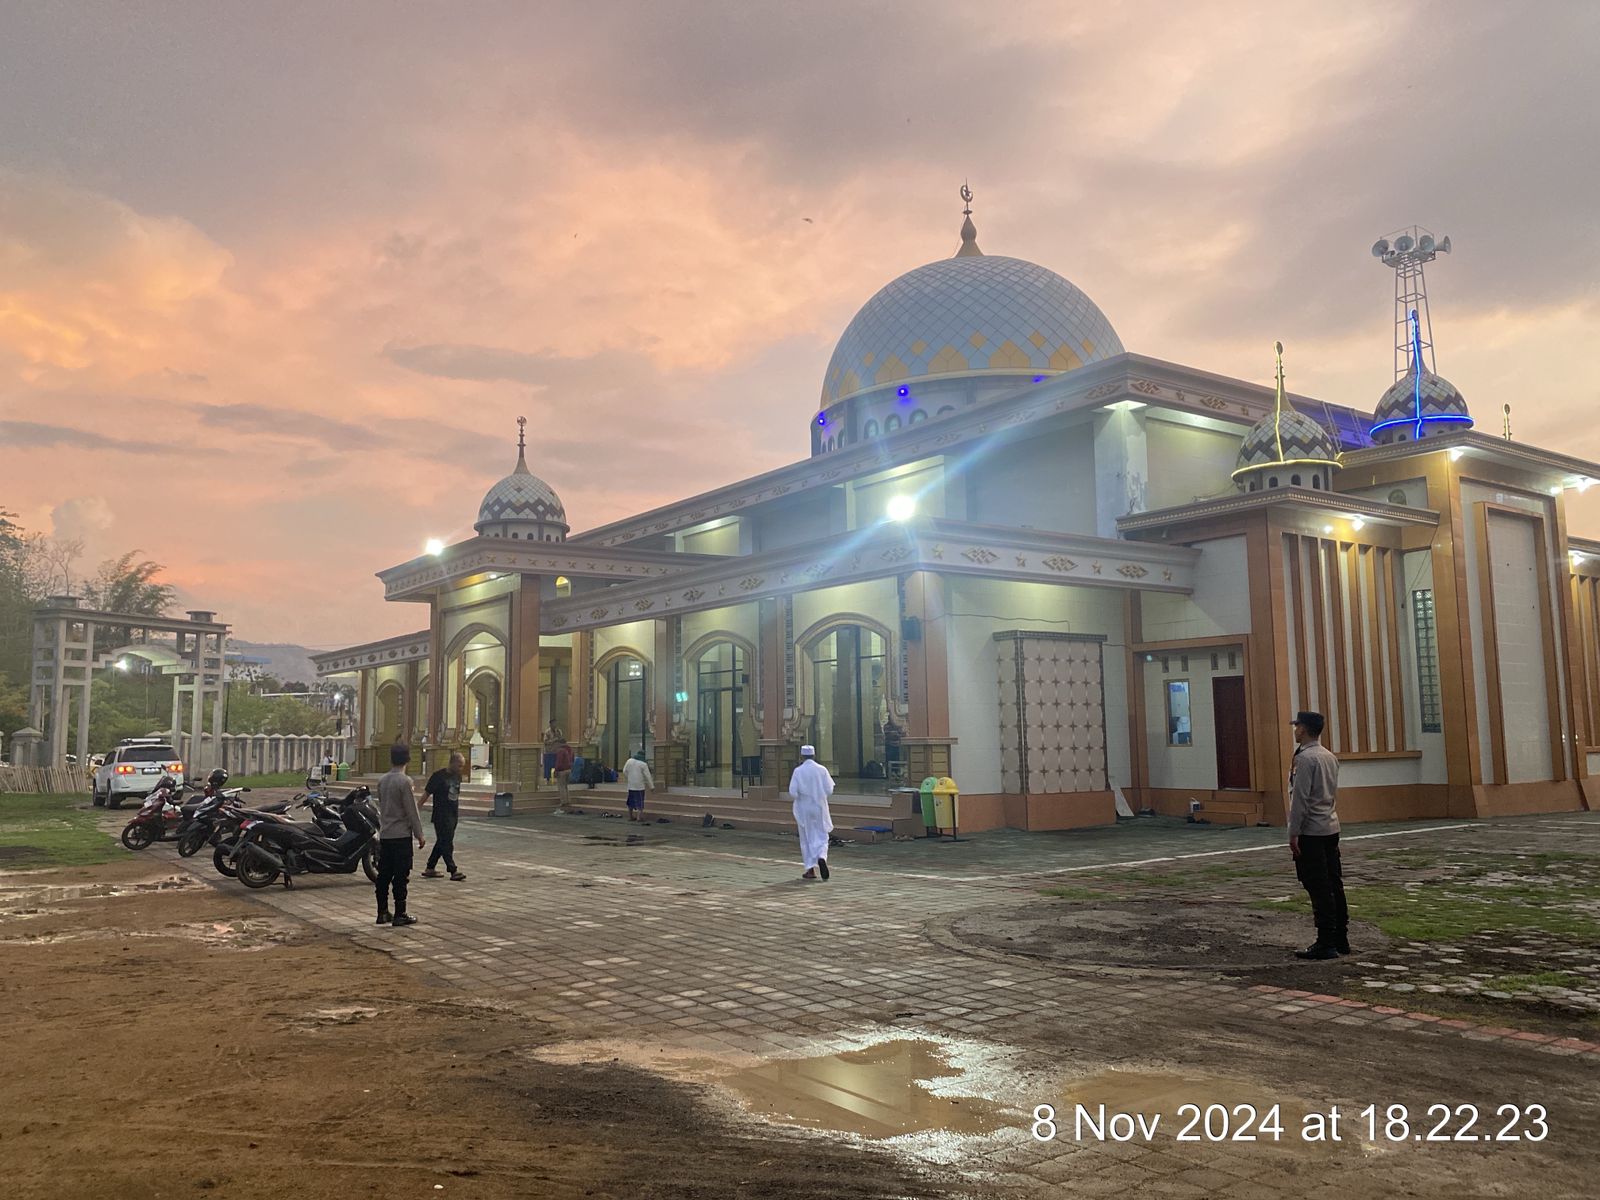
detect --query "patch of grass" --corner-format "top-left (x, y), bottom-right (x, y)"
top-left (1331, 883), bottom-right (1599, 943)
top-left (1483, 972), bottom-right (1583, 993)
top-left (1039, 885), bottom-right (1116, 902)
top-left (0, 794), bottom-right (120, 869)
top-left (230, 771), bottom-right (325, 789)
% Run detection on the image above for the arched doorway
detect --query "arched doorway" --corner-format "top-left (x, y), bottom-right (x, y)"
top-left (597, 652), bottom-right (650, 770)
top-left (374, 681), bottom-right (403, 744)
top-left (803, 622), bottom-right (890, 787)
top-left (464, 668), bottom-right (502, 771)
top-left (692, 640), bottom-right (753, 788)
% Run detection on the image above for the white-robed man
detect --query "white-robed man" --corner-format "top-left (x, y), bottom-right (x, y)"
top-left (789, 744), bottom-right (835, 882)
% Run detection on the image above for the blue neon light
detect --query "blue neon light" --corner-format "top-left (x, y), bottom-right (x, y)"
top-left (1370, 414), bottom-right (1473, 437)
top-left (816, 412), bottom-right (827, 427)
top-left (1032, 375), bottom-right (1047, 383)
top-left (1369, 309), bottom-right (1472, 441)
top-left (896, 385), bottom-right (909, 397)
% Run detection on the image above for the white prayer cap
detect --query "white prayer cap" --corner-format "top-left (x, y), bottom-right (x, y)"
top-left (799, 744), bottom-right (816, 757)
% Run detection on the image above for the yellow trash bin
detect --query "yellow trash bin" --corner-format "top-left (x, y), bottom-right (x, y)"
top-left (932, 776), bottom-right (960, 838)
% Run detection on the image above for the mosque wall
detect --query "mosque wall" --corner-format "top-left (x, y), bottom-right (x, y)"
top-left (1457, 481), bottom-right (1571, 786)
top-left (680, 520), bottom-right (741, 556)
top-left (943, 577), bottom-right (1127, 797)
top-left (1144, 420), bottom-right (1241, 512)
top-left (752, 490), bottom-right (838, 554)
top-left (679, 604), bottom-right (760, 684)
top-left (964, 429), bottom-right (1095, 533)
top-left (594, 620), bottom-right (654, 665)
top-left (1140, 536), bottom-right (1250, 642)
top-left (1141, 648), bottom-right (1245, 792)
top-left (1396, 550), bottom-right (1447, 785)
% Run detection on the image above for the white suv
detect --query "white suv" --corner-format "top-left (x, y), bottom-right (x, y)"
top-left (92, 739), bottom-right (184, 809)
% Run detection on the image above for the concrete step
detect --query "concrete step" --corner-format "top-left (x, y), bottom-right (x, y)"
top-left (1195, 796), bottom-right (1265, 827)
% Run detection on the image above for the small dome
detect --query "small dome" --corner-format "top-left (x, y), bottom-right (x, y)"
top-left (1235, 409), bottom-right (1339, 475)
top-left (1370, 369), bottom-right (1471, 444)
top-left (474, 421), bottom-right (569, 543)
top-left (1232, 344), bottom-right (1341, 493)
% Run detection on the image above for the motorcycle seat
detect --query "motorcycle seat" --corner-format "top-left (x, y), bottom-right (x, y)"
top-left (257, 801), bottom-right (291, 814)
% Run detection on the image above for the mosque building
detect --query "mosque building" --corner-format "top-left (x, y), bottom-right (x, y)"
top-left (315, 202), bottom-right (1600, 830)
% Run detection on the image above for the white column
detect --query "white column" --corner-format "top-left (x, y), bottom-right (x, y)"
top-left (1092, 406), bottom-right (1149, 539)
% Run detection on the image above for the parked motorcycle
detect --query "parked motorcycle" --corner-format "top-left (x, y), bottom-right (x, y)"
top-left (209, 793), bottom-right (345, 878)
top-left (173, 786), bottom-right (254, 857)
top-left (119, 776), bottom-right (192, 850)
top-left (233, 787), bottom-right (381, 889)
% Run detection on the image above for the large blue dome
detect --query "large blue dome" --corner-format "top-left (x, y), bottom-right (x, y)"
top-left (819, 253), bottom-right (1123, 407)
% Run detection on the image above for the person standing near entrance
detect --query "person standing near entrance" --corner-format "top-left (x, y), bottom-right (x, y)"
top-left (553, 739), bottom-right (574, 806)
top-left (375, 743), bottom-right (426, 927)
top-left (789, 745), bottom-right (835, 882)
top-left (420, 751), bottom-right (467, 881)
top-left (542, 720), bottom-right (564, 783)
top-left (1288, 711), bottom-right (1348, 960)
top-left (621, 750), bottom-right (653, 821)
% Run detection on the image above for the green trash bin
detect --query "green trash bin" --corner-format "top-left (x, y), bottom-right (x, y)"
top-left (335, 762), bottom-right (349, 781)
top-left (918, 776), bottom-right (940, 836)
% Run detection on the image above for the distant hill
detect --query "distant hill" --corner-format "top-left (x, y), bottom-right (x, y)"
top-left (229, 641), bottom-right (322, 686)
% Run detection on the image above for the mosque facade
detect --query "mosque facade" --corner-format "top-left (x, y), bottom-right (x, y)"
top-left (315, 209), bottom-right (1600, 830)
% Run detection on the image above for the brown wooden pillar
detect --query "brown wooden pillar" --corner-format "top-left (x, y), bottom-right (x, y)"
top-left (1245, 509), bottom-right (1294, 821)
top-left (508, 576), bottom-right (543, 744)
top-left (903, 571), bottom-right (950, 738)
top-left (567, 630), bottom-right (591, 747)
top-left (425, 597), bottom-right (444, 744)
top-left (758, 597), bottom-right (785, 739)
top-left (401, 660), bottom-right (418, 743)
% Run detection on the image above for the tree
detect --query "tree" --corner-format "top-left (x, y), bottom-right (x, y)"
top-left (85, 552), bottom-right (176, 616)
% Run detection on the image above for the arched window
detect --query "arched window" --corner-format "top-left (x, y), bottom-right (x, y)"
top-left (803, 623), bottom-right (890, 786)
top-left (1248, 479), bottom-right (1259, 492)
top-left (598, 654), bottom-right (650, 768)
top-left (1311, 476), bottom-right (1321, 490)
top-left (1291, 474), bottom-right (1301, 486)
top-left (884, 414), bottom-right (902, 433)
top-left (863, 418), bottom-right (879, 438)
top-left (693, 641), bottom-right (753, 788)
top-left (909, 409), bottom-right (927, 424)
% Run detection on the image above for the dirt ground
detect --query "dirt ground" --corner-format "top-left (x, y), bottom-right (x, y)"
top-left (0, 857), bottom-right (941, 1200)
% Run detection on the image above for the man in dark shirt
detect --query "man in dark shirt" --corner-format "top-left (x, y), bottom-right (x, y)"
top-left (420, 751), bottom-right (466, 881)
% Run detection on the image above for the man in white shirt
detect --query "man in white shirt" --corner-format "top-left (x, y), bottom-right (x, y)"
top-left (620, 751), bottom-right (654, 822)
top-left (788, 744), bottom-right (835, 882)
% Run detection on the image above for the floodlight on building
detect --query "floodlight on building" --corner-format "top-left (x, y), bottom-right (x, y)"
top-left (1550, 485), bottom-right (1563, 496)
top-left (425, 538), bottom-right (445, 556)
top-left (1578, 478), bottom-right (1594, 493)
top-left (1449, 447), bottom-right (1465, 462)
top-left (1323, 525), bottom-right (1334, 535)
top-left (1351, 517), bottom-right (1366, 532)
top-left (116, 660), bottom-right (129, 672)
top-left (887, 495), bottom-right (917, 522)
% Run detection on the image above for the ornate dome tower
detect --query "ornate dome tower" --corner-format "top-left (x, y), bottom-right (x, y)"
top-left (812, 186), bottom-right (1123, 453)
top-left (474, 417), bottom-right (570, 543)
top-left (1369, 310), bottom-right (1472, 445)
top-left (1233, 343), bottom-right (1341, 493)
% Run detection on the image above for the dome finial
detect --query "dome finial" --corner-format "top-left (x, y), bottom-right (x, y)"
top-left (1273, 340), bottom-right (1286, 462)
top-left (514, 415), bottom-right (530, 474)
top-left (955, 181), bottom-right (983, 257)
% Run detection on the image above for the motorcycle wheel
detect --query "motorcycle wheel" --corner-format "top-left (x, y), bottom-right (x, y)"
top-left (177, 828), bottom-right (207, 857)
top-left (213, 841), bottom-right (239, 879)
top-left (361, 843), bottom-right (380, 884)
top-left (121, 821), bottom-right (155, 851)
top-left (236, 851), bottom-right (280, 890)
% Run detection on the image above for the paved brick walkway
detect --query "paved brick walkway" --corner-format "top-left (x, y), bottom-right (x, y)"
top-left (182, 808), bottom-right (1600, 1197)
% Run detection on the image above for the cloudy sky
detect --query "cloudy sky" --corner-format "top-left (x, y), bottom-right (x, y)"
top-left (3, 0), bottom-right (1598, 647)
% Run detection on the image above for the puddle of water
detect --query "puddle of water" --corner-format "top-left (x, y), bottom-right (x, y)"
top-left (720, 1039), bottom-right (1007, 1140)
top-left (303, 1005), bottom-right (382, 1024)
top-left (0, 876), bottom-right (197, 911)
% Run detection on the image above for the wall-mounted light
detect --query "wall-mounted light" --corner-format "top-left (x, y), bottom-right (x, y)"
top-left (1578, 478), bottom-right (1594, 493)
top-left (1549, 486), bottom-right (1563, 496)
top-left (1449, 448), bottom-right (1465, 462)
top-left (1351, 517), bottom-right (1366, 532)
top-left (1322, 525), bottom-right (1334, 535)
top-left (674, 690), bottom-right (689, 704)
top-left (425, 538), bottom-right (445, 556)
